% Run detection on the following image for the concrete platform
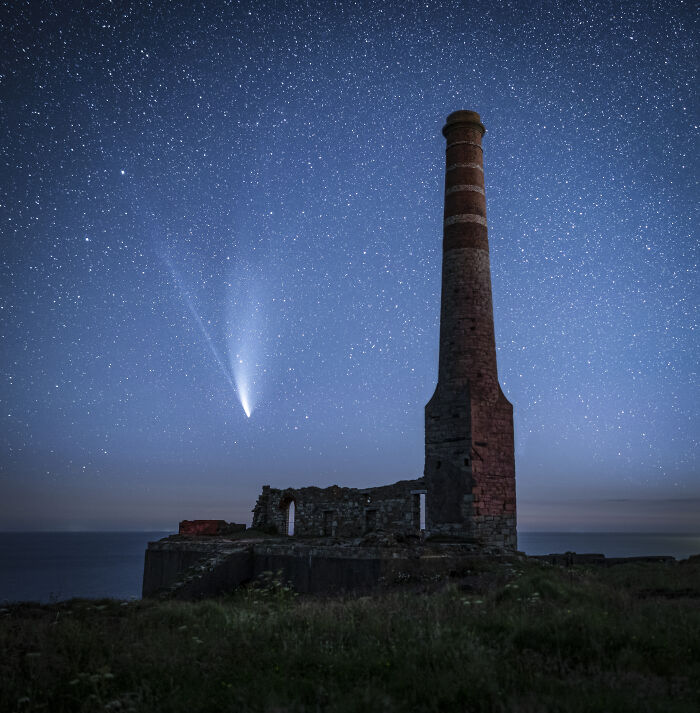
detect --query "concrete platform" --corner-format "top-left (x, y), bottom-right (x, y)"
top-left (142, 535), bottom-right (495, 599)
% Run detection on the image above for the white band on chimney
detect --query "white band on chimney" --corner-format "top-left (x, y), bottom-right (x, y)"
top-left (444, 214), bottom-right (488, 227)
top-left (446, 162), bottom-right (483, 172)
top-left (445, 184), bottom-right (485, 196)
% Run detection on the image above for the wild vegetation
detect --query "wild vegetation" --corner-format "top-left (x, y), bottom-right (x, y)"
top-left (1, 558), bottom-right (699, 713)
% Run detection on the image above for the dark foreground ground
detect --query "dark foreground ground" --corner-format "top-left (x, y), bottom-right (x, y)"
top-left (1, 558), bottom-right (699, 713)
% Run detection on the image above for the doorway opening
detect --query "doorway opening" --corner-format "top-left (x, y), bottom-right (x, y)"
top-left (411, 490), bottom-right (427, 532)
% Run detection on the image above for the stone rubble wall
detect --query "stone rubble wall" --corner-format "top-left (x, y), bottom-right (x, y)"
top-left (252, 478), bottom-right (425, 538)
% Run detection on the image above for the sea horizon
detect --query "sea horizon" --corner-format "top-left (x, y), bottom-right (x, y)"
top-left (2, 528), bottom-right (698, 535)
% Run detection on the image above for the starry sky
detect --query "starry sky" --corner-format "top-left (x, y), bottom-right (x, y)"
top-left (1, 0), bottom-right (697, 532)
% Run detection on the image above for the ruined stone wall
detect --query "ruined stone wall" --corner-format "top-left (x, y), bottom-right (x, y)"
top-left (252, 478), bottom-right (425, 538)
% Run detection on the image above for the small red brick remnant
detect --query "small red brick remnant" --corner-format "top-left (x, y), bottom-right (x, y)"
top-left (178, 520), bottom-right (246, 536)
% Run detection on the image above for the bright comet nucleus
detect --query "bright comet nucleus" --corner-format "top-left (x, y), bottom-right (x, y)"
top-left (231, 355), bottom-right (255, 418)
top-left (239, 388), bottom-right (252, 418)
top-left (227, 265), bottom-right (265, 420)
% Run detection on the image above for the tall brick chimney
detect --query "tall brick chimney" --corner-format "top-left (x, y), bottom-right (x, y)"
top-left (424, 110), bottom-right (516, 549)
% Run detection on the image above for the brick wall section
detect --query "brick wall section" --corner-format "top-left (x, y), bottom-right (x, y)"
top-left (178, 520), bottom-right (246, 536)
top-left (425, 110), bottom-right (516, 550)
top-left (252, 479), bottom-right (425, 538)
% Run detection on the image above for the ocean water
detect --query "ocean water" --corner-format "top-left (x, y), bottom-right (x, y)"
top-left (0, 531), bottom-right (698, 604)
top-left (518, 532), bottom-right (700, 559)
top-left (0, 532), bottom-right (172, 604)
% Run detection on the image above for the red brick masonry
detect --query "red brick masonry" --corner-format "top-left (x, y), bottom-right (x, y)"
top-left (424, 110), bottom-right (517, 549)
top-left (178, 520), bottom-right (246, 536)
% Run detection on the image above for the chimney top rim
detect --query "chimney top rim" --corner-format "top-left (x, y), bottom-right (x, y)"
top-left (443, 110), bottom-right (485, 137)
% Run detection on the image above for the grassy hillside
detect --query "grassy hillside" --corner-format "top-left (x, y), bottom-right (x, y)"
top-left (1, 558), bottom-right (699, 713)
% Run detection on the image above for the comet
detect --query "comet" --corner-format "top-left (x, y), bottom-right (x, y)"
top-left (164, 256), bottom-right (251, 415)
top-left (226, 262), bottom-right (264, 419)
top-left (235, 364), bottom-right (253, 418)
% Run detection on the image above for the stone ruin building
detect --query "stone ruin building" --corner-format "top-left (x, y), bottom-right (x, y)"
top-left (252, 110), bottom-right (516, 550)
top-left (252, 480), bottom-right (427, 539)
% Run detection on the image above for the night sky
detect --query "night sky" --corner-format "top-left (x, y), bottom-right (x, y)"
top-left (1, 0), bottom-right (697, 532)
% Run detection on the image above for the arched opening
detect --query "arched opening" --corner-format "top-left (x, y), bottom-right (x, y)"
top-left (286, 500), bottom-right (295, 536)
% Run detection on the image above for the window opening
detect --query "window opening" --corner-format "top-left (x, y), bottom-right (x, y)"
top-left (323, 510), bottom-right (334, 537)
top-left (365, 509), bottom-right (377, 532)
top-left (286, 501), bottom-right (295, 536)
top-left (420, 493), bottom-right (426, 531)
